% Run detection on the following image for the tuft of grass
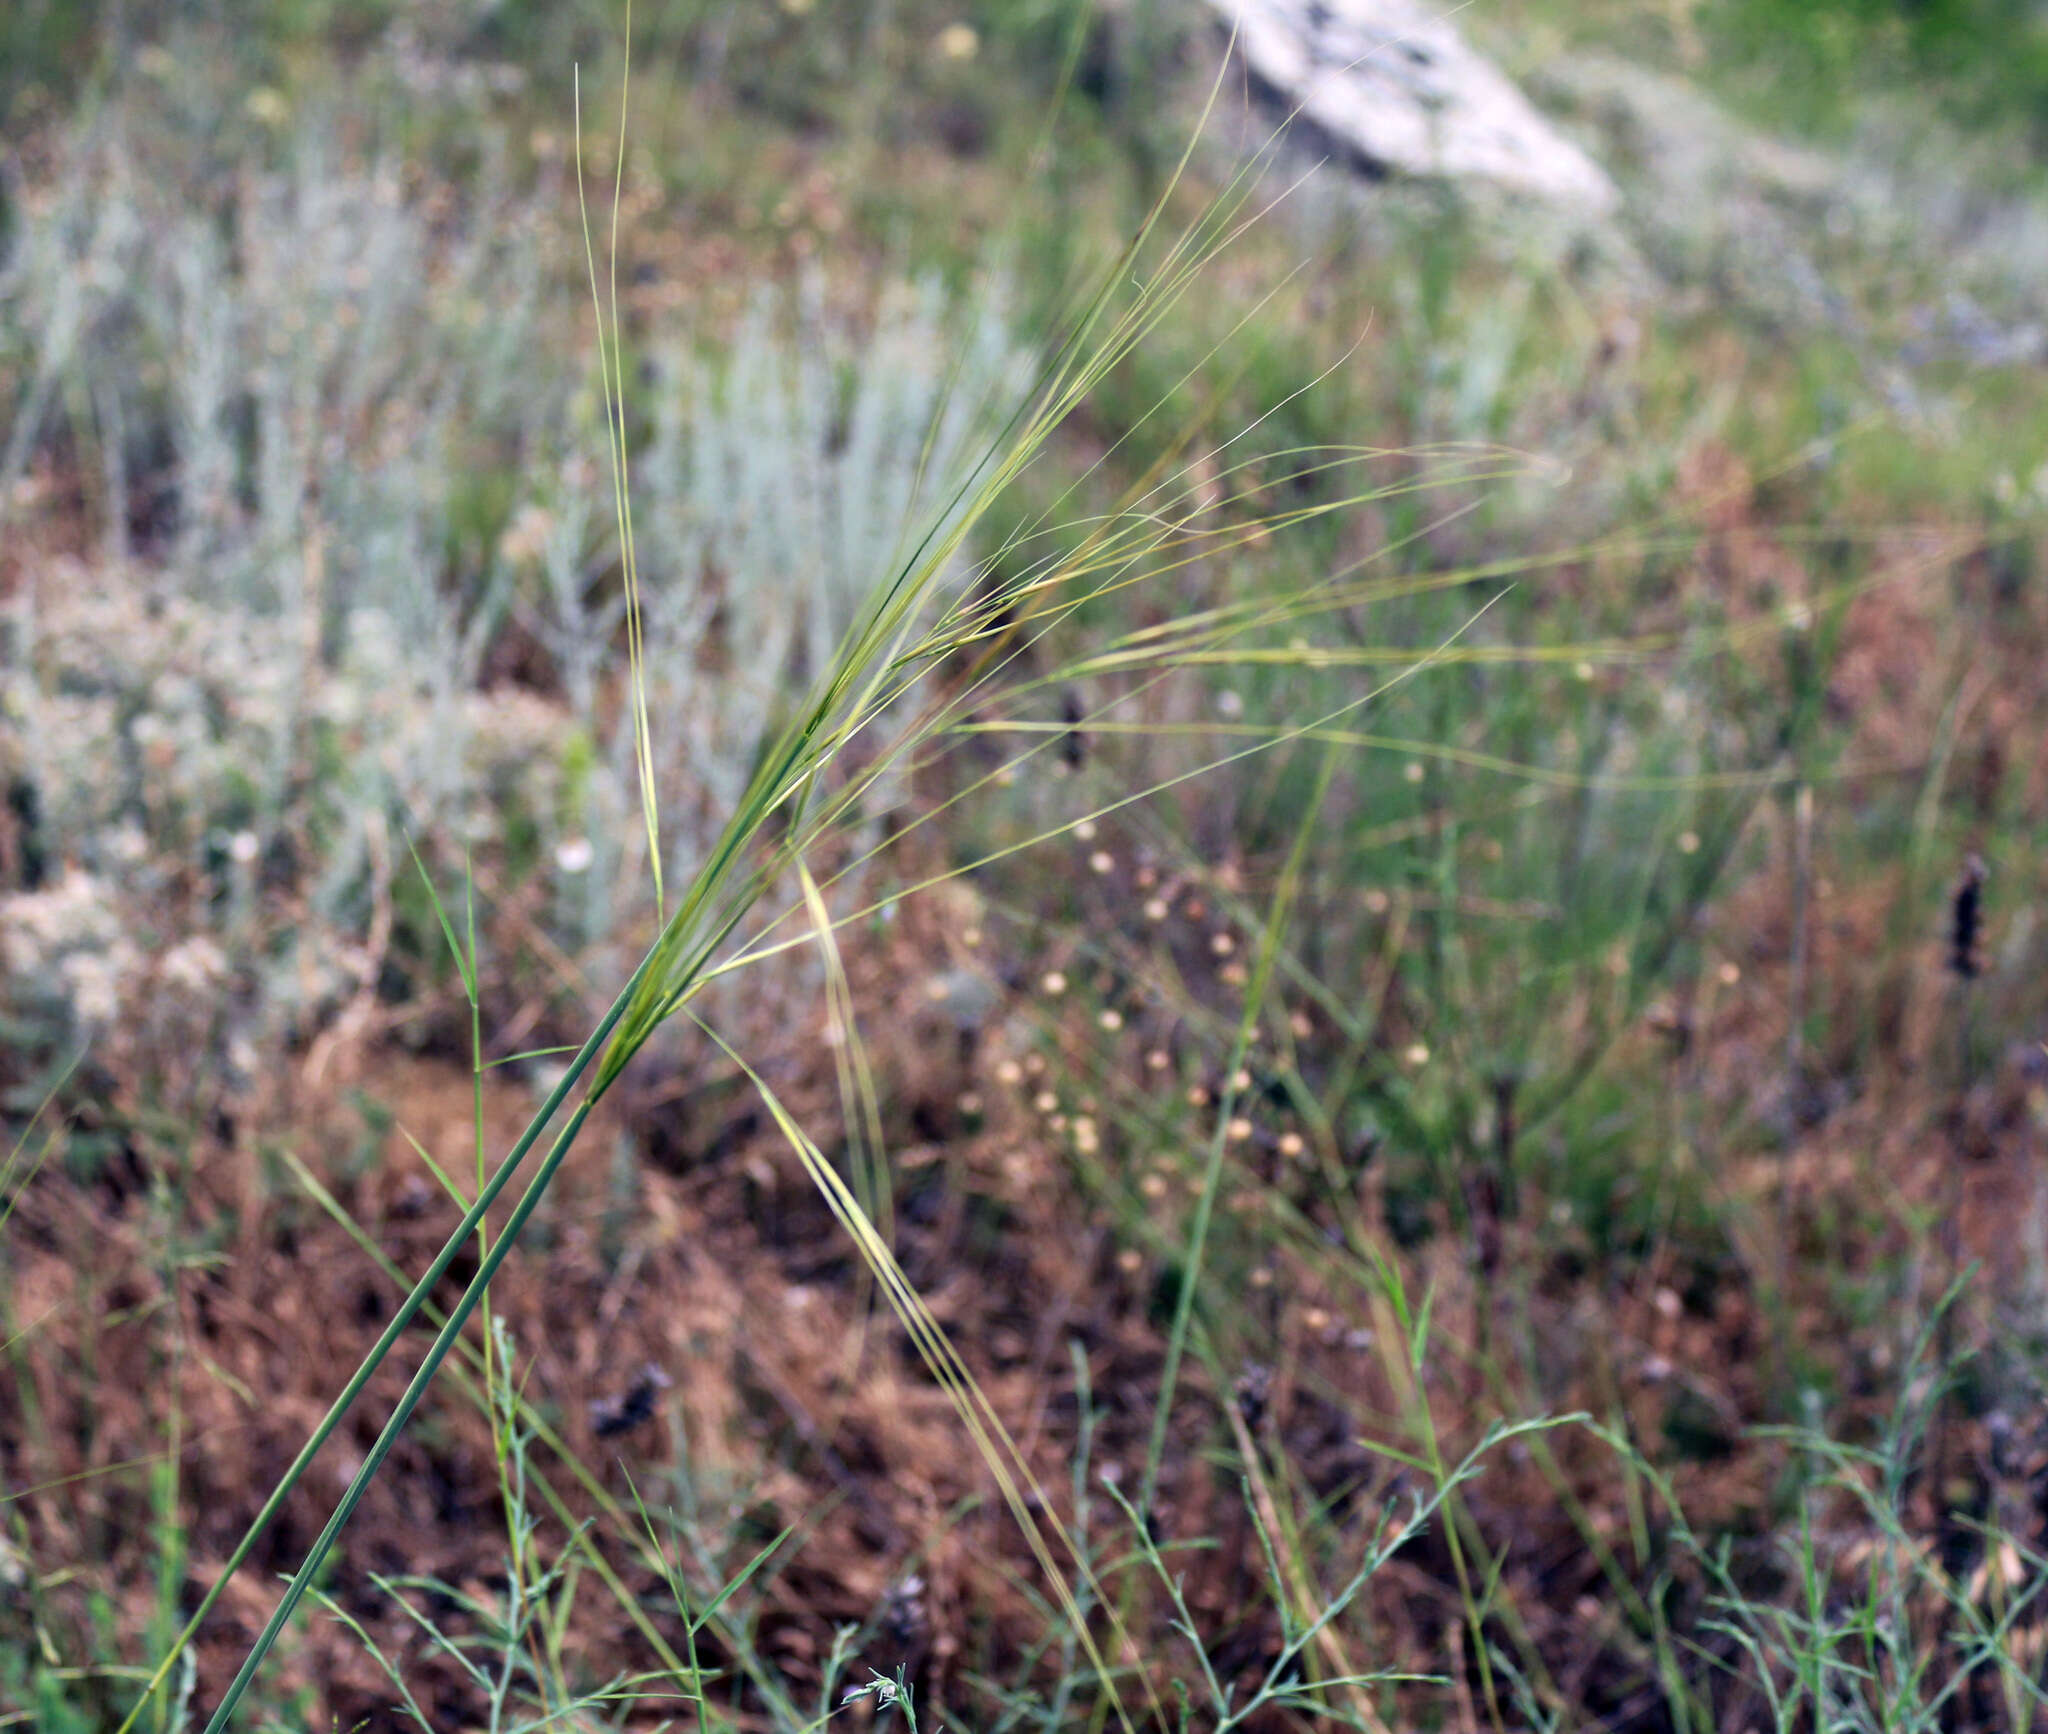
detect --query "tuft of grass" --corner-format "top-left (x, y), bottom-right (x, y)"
top-left (125, 39), bottom-right (1489, 1731)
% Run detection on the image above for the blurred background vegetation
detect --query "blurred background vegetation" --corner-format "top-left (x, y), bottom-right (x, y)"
top-left (5, 1), bottom-right (2048, 1730)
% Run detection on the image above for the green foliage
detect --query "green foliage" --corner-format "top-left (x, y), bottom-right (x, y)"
top-left (1, 6), bottom-right (96, 127)
top-left (1706, 0), bottom-right (2048, 136)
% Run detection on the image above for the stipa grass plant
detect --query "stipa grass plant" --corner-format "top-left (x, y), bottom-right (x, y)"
top-left (109, 39), bottom-right (1540, 1727)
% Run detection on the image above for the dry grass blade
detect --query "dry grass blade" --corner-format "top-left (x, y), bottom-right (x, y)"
top-left (694, 861), bottom-right (1160, 1734)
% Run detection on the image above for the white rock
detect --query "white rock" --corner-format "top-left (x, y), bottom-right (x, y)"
top-left (1208, 0), bottom-right (1618, 211)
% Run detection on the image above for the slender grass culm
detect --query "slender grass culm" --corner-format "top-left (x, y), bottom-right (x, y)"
top-left (111, 22), bottom-right (1483, 1729)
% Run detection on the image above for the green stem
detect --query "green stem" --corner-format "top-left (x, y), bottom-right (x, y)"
top-left (119, 945), bottom-right (656, 1734)
top-left (201, 1092), bottom-right (601, 1731)
top-left (1139, 749), bottom-right (1334, 1517)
